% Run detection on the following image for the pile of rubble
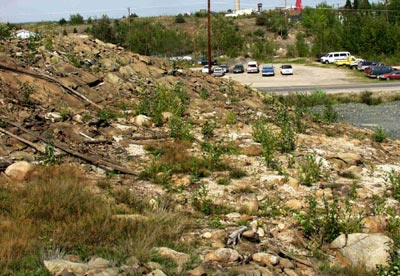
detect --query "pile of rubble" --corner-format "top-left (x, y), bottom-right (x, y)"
top-left (1, 34), bottom-right (399, 276)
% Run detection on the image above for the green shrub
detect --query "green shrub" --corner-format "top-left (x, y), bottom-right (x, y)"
top-left (252, 120), bottom-right (278, 166)
top-left (298, 153), bottom-right (323, 186)
top-left (386, 170), bottom-right (400, 201)
top-left (201, 120), bottom-right (216, 138)
top-left (169, 116), bottom-right (192, 141)
top-left (297, 196), bottom-right (363, 245)
top-left (175, 14), bottom-right (186, 23)
top-left (372, 126), bottom-right (388, 143)
top-left (361, 91), bottom-right (382, 106)
top-left (138, 84), bottom-right (189, 126)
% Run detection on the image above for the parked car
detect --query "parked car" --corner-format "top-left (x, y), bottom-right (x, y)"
top-left (365, 66), bottom-right (394, 78)
top-left (212, 67), bottom-right (225, 77)
top-left (198, 58), bottom-right (217, 65)
top-left (378, 70), bottom-right (400, 80)
top-left (220, 64), bottom-right (229, 73)
top-left (261, 64), bottom-right (275, 76)
top-left (232, 64), bottom-right (244, 74)
top-left (246, 61), bottom-right (259, 73)
top-left (280, 64), bottom-right (293, 75)
top-left (201, 65), bottom-right (214, 73)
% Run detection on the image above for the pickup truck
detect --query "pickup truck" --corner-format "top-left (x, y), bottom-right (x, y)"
top-left (335, 56), bottom-right (364, 68)
top-left (357, 61), bottom-right (383, 71)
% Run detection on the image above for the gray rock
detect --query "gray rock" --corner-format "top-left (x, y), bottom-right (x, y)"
top-left (330, 233), bottom-right (393, 270)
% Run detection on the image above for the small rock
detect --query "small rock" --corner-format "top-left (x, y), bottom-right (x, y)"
top-left (134, 114), bottom-right (152, 127)
top-left (280, 258), bottom-right (295, 269)
top-left (155, 247), bottom-right (190, 273)
top-left (88, 257), bottom-right (110, 269)
top-left (147, 269), bottom-right (167, 276)
top-left (283, 268), bottom-right (298, 276)
top-left (253, 252), bottom-right (280, 266)
top-left (205, 248), bottom-right (241, 263)
top-left (361, 216), bottom-right (387, 233)
top-left (202, 232), bottom-right (212, 239)
top-left (285, 199), bottom-right (303, 210)
top-left (187, 265), bottom-right (206, 276)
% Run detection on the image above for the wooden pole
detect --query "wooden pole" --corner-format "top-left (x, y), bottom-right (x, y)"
top-left (207, 0), bottom-right (212, 74)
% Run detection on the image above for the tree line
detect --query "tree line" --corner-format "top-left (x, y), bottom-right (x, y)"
top-left (1, 0), bottom-right (400, 62)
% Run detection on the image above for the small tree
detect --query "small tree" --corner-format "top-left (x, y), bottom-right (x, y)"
top-left (175, 14), bottom-right (185, 23)
top-left (58, 18), bottom-right (67, 25)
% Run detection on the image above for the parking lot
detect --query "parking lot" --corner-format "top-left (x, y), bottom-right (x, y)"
top-left (222, 63), bottom-right (360, 88)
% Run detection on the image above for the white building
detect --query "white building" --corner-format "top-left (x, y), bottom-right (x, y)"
top-left (225, 9), bottom-right (255, 17)
top-left (15, 29), bottom-right (36, 39)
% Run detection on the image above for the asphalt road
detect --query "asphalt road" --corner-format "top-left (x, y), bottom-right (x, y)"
top-left (257, 82), bottom-right (400, 94)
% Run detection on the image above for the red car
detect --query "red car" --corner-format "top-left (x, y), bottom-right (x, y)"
top-left (378, 70), bottom-right (400, 80)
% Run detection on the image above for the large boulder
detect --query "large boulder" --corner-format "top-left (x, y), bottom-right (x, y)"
top-left (5, 161), bottom-right (34, 181)
top-left (330, 233), bottom-right (393, 270)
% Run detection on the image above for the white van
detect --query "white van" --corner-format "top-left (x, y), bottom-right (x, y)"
top-left (320, 51), bottom-right (351, 64)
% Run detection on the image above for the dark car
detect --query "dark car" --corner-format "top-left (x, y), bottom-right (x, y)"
top-left (378, 70), bottom-right (400, 80)
top-left (365, 66), bottom-right (394, 78)
top-left (198, 58), bottom-right (217, 65)
top-left (232, 64), bottom-right (244, 74)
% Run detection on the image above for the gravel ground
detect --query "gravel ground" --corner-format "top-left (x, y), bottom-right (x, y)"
top-left (334, 101), bottom-right (400, 140)
top-left (219, 64), bottom-right (400, 140)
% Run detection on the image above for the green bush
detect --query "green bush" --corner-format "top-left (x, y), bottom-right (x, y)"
top-left (298, 153), bottom-right (323, 186)
top-left (169, 116), bottom-right (192, 141)
top-left (138, 84), bottom-right (189, 126)
top-left (201, 120), bottom-right (216, 138)
top-left (372, 126), bottom-right (388, 143)
top-left (297, 196), bottom-right (363, 245)
top-left (252, 120), bottom-right (278, 166)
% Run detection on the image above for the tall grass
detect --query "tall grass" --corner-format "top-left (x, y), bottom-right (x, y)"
top-left (0, 165), bottom-right (191, 274)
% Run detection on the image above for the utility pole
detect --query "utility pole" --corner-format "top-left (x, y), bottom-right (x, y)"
top-left (127, 7), bottom-right (131, 33)
top-left (207, 0), bottom-right (212, 74)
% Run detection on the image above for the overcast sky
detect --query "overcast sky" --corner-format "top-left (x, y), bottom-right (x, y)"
top-left (1, 0), bottom-right (349, 23)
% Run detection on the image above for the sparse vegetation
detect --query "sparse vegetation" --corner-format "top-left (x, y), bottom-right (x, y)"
top-left (0, 165), bottom-right (190, 274)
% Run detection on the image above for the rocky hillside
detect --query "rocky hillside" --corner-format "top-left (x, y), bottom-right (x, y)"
top-left (0, 34), bottom-right (400, 276)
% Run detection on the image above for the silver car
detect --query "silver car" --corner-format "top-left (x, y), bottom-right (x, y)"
top-left (212, 67), bottom-right (225, 77)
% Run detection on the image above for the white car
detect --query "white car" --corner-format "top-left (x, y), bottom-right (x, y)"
top-left (246, 61), bottom-right (259, 73)
top-left (201, 65), bottom-right (213, 73)
top-left (280, 64), bottom-right (293, 75)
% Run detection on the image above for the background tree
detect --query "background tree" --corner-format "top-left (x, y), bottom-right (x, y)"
top-left (90, 15), bottom-right (114, 43)
top-left (69, 13), bottom-right (84, 25)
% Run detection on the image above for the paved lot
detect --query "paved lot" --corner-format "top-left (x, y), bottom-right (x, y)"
top-left (222, 63), bottom-right (360, 88)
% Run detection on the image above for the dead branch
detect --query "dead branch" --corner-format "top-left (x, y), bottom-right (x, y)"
top-left (1, 119), bottom-right (137, 176)
top-left (227, 226), bottom-right (251, 247)
top-left (278, 247), bottom-right (314, 267)
top-left (0, 127), bottom-right (45, 153)
top-left (0, 64), bottom-right (103, 110)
